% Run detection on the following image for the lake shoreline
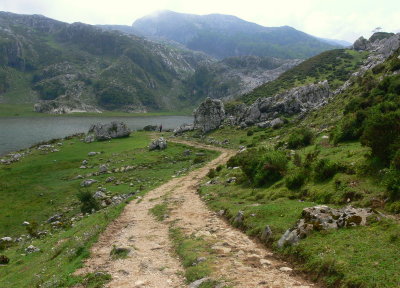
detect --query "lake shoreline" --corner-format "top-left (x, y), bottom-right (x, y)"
top-left (0, 115), bottom-right (193, 156)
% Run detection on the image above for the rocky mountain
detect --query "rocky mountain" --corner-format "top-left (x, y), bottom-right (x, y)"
top-left (0, 12), bottom-right (215, 113)
top-left (0, 11), bottom-right (303, 113)
top-left (192, 32), bottom-right (400, 131)
top-left (132, 10), bottom-right (339, 60)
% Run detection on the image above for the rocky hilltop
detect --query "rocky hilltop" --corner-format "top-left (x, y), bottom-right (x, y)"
top-left (132, 10), bottom-right (339, 59)
top-left (192, 32), bottom-right (400, 132)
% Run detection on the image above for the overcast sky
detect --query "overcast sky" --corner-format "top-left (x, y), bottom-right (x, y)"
top-left (1, 0), bottom-right (399, 42)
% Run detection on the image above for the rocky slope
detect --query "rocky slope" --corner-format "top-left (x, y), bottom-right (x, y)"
top-left (192, 32), bottom-right (400, 132)
top-left (132, 10), bottom-right (339, 59)
top-left (0, 12), bottom-right (305, 113)
top-left (0, 12), bottom-right (214, 113)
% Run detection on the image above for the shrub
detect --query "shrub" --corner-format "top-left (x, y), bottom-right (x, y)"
top-left (207, 168), bottom-right (216, 179)
top-left (314, 159), bottom-right (339, 182)
top-left (77, 190), bottom-right (100, 214)
top-left (193, 156), bottom-right (205, 164)
top-left (285, 169), bottom-right (307, 190)
top-left (253, 150), bottom-right (288, 187)
top-left (287, 128), bottom-right (313, 149)
top-left (247, 130), bottom-right (254, 136)
top-left (361, 109), bottom-right (400, 165)
top-left (215, 165), bottom-right (223, 172)
top-left (386, 169), bottom-right (400, 201)
top-left (388, 201), bottom-right (400, 214)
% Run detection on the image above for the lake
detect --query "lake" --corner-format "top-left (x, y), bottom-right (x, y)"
top-left (0, 116), bottom-right (193, 156)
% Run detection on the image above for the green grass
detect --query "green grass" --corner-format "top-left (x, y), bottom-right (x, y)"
top-left (150, 202), bottom-right (169, 221)
top-left (241, 49), bottom-right (368, 104)
top-left (191, 123), bottom-right (400, 287)
top-left (0, 103), bottom-right (191, 117)
top-left (169, 227), bottom-right (215, 284)
top-left (0, 131), bottom-right (219, 287)
top-left (0, 132), bottom-right (218, 238)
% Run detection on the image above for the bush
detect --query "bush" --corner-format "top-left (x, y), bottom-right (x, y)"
top-left (207, 168), bottom-right (216, 179)
top-left (285, 169), bottom-right (307, 190)
top-left (388, 201), bottom-right (400, 214)
top-left (247, 130), bottom-right (254, 136)
top-left (215, 165), bottom-right (223, 172)
top-left (193, 156), bottom-right (205, 164)
top-left (361, 109), bottom-right (400, 165)
top-left (253, 150), bottom-right (288, 187)
top-left (287, 128), bottom-right (313, 149)
top-left (77, 190), bottom-right (100, 214)
top-left (314, 159), bottom-right (339, 182)
top-left (386, 169), bottom-right (400, 201)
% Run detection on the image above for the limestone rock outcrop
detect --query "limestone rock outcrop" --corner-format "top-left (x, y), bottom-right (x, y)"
top-left (149, 137), bottom-right (167, 151)
top-left (237, 81), bottom-right (330, 127)
top-left (193, 97), bottom-right (225, 133)
top-left (278, 205), bottom-right (382, 247)
top-left (87, 122), bottom-right (131, 141)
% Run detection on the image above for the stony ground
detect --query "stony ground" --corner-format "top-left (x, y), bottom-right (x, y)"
top-left (77, 139), bottom-right (316, 288)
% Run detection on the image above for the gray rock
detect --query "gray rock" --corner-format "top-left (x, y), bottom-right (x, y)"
top-left (173, 123), bottom-right (194, 135)
top-left (239, 81), bottom-right (330, 126)
top-left (88, 121), bottom-right (131, 141)
top-left (47, 214), bottom-right (62, 223)
top-left (353, 36), bottom-right (370, 51)
top-left (278, 205), bottom-right (382, 247)
top-left (93, 191), bottom-right (106, 199)
top-left (105, 176), bottom-right (116, 183)
top-left (80, 179), bottom-right (97, 187)
top-left (0, 237), bottom-right (13, 243)
top-left (25, 245), bottom-right (40, 254)
top-left (149, 137), bottom-right (167, 151)
top-left (82, 159), bottom-right (88, 165)
top-left (233, 211), bottom-right (244, 227)
top-left (277, 229), bottom-right (299, 248)
top-left (88, 152), bottom-right (99, 156)
top-left (84, 135), bottom-right (95, 143)
top-left (189, 277), bottom-right (211, 288)
top-left (193, 97), bottom-right (225, 133)
top-left (226, 177), bottom-right (237, 184)
top-left (99, 164), bottom-right (108, 173)
top-left (260, 225), bottom-right (273, 243)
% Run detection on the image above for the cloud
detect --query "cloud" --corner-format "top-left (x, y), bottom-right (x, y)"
top-left (0, 0), bottom-right (399, 41)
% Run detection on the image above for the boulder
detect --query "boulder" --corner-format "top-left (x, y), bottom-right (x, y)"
top-left (99, 164), bottom-right (108, 174)
top-left (149, 137), bottom-right (167, 151)
top-left (232, 211), bottom-right (244, 227)
top-left (239, 81), bottom-right (330, 127)
top-left (47, 214), bottom-right (62, 223)
top-left (278, 205), bottom-right (382, 247)
top-left (80, 179), bottom-right (97, 187)
top-left (353, 36), bottom-right (370, 51)
top-left (260, 225), bottom-right (273, 243)
top-left (173, 123), bottom-right (194, 135)
top-left (193, 97), bottom-right (225, 133)
top-left (25, 245), bottom-right (40, 254)
top-left (88, 121), bottom-right (131, 141)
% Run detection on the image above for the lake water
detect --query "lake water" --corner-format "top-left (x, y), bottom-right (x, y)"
top-left (0, 116), bottom-right (193, 156)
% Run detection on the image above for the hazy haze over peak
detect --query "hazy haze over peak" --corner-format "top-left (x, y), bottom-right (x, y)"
top-left (0, 0), bottom-right (399, 42)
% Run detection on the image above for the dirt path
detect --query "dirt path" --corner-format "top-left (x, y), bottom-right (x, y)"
top-left (77, 139), bottom-right (316, 288)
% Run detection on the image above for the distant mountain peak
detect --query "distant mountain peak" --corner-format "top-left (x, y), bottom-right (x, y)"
top-left (132, 10), bottom-right (339, 60)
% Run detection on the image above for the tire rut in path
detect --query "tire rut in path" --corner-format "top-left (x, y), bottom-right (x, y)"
top-left (77, 140), bottom-right (316, 288)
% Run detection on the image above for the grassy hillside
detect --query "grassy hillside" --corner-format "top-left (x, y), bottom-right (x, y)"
top-left (0, 132), bottom-right (218, 287)
top-left (177, 47), bottom-right (400, 287)
top-left (0, 12), bottom-right (210, 112)
top-left (241, 49), bottom-right (367, 103)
